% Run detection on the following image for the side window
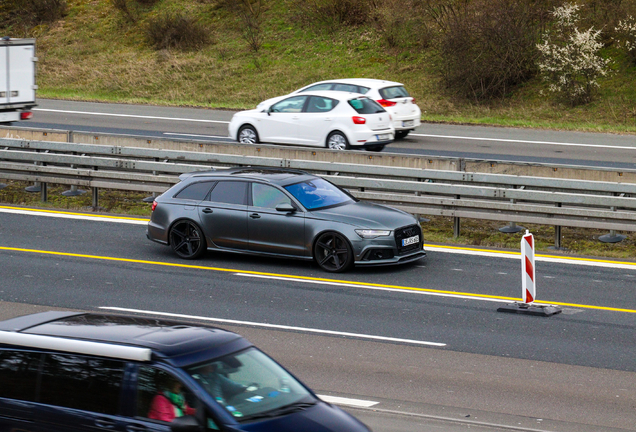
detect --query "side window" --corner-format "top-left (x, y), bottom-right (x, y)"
top-left (299, 83), bottom-right (333, 92)
top-left (0, 350), bottom-right (41, 401)
top-left (357, 86), bottom-right (371, 94)
top-left (39, 354), bottom-right (124, 415)
top-left (174, 181), bottom-right (216, 201)
top-left (305, 96), bottom-right (338, 113)
top-left (270, 96), bottom-right (307, 113)
top-left (136, 366), bottom-right (206, 425)
top-left (333, 83), bottom-right (359, 93)
top-left (251, 183), bottom-right (291, 209)
top-left (206, 181), bottom-right (247, 206)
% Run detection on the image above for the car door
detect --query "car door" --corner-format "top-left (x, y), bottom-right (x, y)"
top-left (0, 350), bottom-right (41, 432)
top-left (198, 181), bottom-right (248, 250)
top-left (248, 182), bottom-right (306, 256)
top-left (296, 96), bottom-right (339, 146)
top-left (34, 353), bottom-right (128, 432)
top-left (257, 96), bottom-right (307, 144)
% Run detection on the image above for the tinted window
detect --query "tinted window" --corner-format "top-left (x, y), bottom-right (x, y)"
top-left (39, 353), bottom-right (124, 415)
top-left (270, 96), bottom-right (307, 113)
top-left (207, 181), bottom-right (247, 205)
top-left (333, 83), bottom-right (359, 92)
top-left (251, 183), bottom-right (291, 209)
top-left (379, 85), bottom-right (410, 99)
top-left (299, 83), bottom-right (333, 92)
top-left (348, 97), bottom-right (385, 114)
top-left (175, 181), bottom-right (216, 201)
top-left (305, 96), bottom-right (339, 113)
top-left (0, 350), bottom-right (41, 401)
top-left (284, 178), bottom-right (353, 210)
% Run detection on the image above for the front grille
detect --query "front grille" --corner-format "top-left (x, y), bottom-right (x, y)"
top-left (394, 224), bottom-right (422, 255)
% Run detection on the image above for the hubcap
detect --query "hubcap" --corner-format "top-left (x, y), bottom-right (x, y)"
top-left (327, 134), bottom-right (347, 150)
top-left (239, 128), bottom-right (257, 144)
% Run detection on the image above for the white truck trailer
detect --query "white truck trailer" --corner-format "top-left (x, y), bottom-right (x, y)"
top-left (0, 37), bottom-right (37, 124)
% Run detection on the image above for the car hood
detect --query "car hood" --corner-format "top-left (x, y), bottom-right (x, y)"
top-left (238, 402), bottom-right (369, 432)
top-left (311, 201), bottom-right (416, 229)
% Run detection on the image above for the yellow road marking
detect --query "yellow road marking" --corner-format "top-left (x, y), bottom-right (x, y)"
top-left (1, 246), bottom-right (635, 314)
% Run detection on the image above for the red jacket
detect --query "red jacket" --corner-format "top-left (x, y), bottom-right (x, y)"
top-left (148, 393), bottom-right (195, 422)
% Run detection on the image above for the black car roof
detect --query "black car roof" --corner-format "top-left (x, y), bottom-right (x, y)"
top-left (0, 312), bottom-right (250, 366)
top-left (183, 167), bottom-right (315, 186)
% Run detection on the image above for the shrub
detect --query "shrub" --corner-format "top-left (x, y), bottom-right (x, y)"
top-left (615, 15), bottom-right (636, 64)
top-left (145, 13), bottom-right (210, 50)
top-left (428, 0), bottom-right (555, 101)
top-left (297, 0), bottom-right (373, 31)
top-left (0, 0), bottom-right (67, 30)
top-left (537, 3), bottom-right (609, 106)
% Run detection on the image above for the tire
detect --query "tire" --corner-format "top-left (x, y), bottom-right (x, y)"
top-left (169, 220), bottom-right (207, 259)
top-left (326, 131), bottom-right (349, 151)
top-left (367, 145), bottom-right (385, 152)
top-left (238, 125), bottom-right (259, 144)
top-left (314, 232), bottom-right (353, 273)
top-left (395, 130), bottom-right (410, 140)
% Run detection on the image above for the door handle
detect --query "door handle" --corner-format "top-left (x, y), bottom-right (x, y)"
top-left (250, 213), bottom-right (261, 219)
top-left (202, 208), bottom-right (213, 214)
top-left (324, 117), bottom-right (332, 121)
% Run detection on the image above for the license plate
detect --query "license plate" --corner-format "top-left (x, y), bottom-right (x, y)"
top-left (402, 120), bottom-right (414, 127)
top-left (402, 235), bottom-right (419, 246)
top-left (376, 134), bottom-right (391, 141)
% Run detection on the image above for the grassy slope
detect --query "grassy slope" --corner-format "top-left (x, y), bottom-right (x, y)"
top-left (3, 0), bottom-right (636, 259)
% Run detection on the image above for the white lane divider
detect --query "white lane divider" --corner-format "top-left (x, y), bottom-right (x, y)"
top-left (318, 395), bottom-right (378, 408)
top-left (99, 307), bottom-right (446, 347)
top-left (411, 133), bottom-right (635, 150)
top-left (32, 108), bottom-right (230, 124)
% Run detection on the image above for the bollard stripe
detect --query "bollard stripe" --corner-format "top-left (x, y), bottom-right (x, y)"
top-left (525, 256), bottom-right (534, 282)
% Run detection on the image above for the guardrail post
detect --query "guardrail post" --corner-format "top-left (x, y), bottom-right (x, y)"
top-left (25, 157), bottom-right (42, 193)
top-left (62, 163), bottom-right (86, 197)
top-left (453, 194), bottom-right (461, 237)
top-left (92, 187), bottom-right (99, 208)
top-left (499, 191), bottom-right (525, 233)
top-left (599, 200), bottom-right (627, 243)
top-left (40, 182), bottom-right (48, 202)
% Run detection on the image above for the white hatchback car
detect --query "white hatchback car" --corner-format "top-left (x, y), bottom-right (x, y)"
top-left (292, 79), bottom-right (421, 139)
top-left (228, 91), bottom-right (394, 151)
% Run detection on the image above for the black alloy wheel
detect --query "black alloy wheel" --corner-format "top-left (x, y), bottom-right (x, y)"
top-left (169, 220), bottom-right (207, 259)
top-left (314, 232), bottom-right (353, 272)
top-left (395, 130), bottom-right (410, 140)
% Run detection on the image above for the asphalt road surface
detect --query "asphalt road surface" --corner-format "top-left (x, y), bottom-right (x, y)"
top-left (0, 207), bottom-right (635, 431)
top-left (15, 99), bottom-right (636, 170)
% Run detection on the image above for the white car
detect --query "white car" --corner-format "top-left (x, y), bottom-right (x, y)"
top-left (292, 78), bottom-right (421, 139)
top-left (228, 91), bottom-right (394, 152)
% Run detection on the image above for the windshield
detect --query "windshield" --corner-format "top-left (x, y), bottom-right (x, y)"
top-left (187, 348), bottom-right (315, 421)
top-left (284, 178), bottom-right (354, 210)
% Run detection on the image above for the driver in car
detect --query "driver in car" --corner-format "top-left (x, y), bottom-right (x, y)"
top-left (195, 362), bottom-right (250, 406)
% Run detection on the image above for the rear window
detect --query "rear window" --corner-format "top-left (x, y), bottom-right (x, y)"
top-left (379, 85), bottom-right (410, 99)
top-left (348, 97), bottom-right (385, 114)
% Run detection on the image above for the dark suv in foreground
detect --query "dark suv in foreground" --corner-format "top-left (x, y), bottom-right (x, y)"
top-left (0, 311), bottom-right (370, 432)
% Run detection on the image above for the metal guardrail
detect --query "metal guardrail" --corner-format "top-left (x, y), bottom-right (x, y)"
top-left (1, 138), bottom-right (634, 246)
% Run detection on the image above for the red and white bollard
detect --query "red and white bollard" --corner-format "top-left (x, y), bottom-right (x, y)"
top-left (521, 230), bottom-right (535, 304)
top-left (497, 230), bottom-right (561, 316)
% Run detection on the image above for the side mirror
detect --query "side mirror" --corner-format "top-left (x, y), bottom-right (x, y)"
top-left (170, 415), bottom-right (199, 432)
top-left (275, 203), bottom-right (296, 213)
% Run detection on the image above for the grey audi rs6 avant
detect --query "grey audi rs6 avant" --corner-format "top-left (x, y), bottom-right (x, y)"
top-left (147, 168), bottom-right (426, 272)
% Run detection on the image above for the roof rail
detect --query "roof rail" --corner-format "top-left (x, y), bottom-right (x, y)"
top-left (0, 331), bottom-right (152, 362)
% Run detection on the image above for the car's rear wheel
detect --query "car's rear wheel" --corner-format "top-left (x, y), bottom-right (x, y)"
top-left (314, 232), bottom-right (353, 272)
top-left (395, 130), bottom-right (410, 140)
top-left (169, 220), bottom-right (207, 259)
top-left (238, 125), bottom-right (259, 144)
top-left (326, 131), bottom-right (349, 151)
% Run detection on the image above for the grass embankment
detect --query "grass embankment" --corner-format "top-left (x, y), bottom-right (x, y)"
top-left (2, 0), bottom-right (636, 259)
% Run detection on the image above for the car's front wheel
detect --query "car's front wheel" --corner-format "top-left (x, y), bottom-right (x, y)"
top-left (238, 125), bottom-right (260, 144)
top-left (326, 131), bottom-right (349, 151)
top-left (314, 232), bottom-right (353, 272)
top-left (169, 220), bottom-right (207, 259)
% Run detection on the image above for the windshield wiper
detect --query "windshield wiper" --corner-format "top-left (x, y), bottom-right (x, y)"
top-left (240, 401), bottom-right (316, 421)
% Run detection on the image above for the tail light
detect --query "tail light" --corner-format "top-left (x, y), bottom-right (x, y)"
top-left (151, 200), bottom-right (158, 211)
top-left (20, 111), bottom-right (33, 120)
top-left (352, 116), bottom-right (366, 124)
top-left (411, 97), bottom-right (417, 104)
top-left (377, 99), bottom-right (396, 107)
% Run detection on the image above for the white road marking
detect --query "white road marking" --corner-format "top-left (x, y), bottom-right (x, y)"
top-left (3, 207), bottom-right (635, 270)
top-left (318, 394), bottom-right (378, 408)
top-left (235, 273), bottom-right (513, 304)
top-left (163, 132), bottom-right (230, 139)
top-left (411, 133), bottom-right (635, 150)
top-left (99, 306), bottom-right (447, 347)
top-left (32, 108), bottom-right (230, 124)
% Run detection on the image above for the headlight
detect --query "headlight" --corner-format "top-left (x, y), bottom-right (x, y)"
top-left (355, 229), bottom-right (391, 239)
